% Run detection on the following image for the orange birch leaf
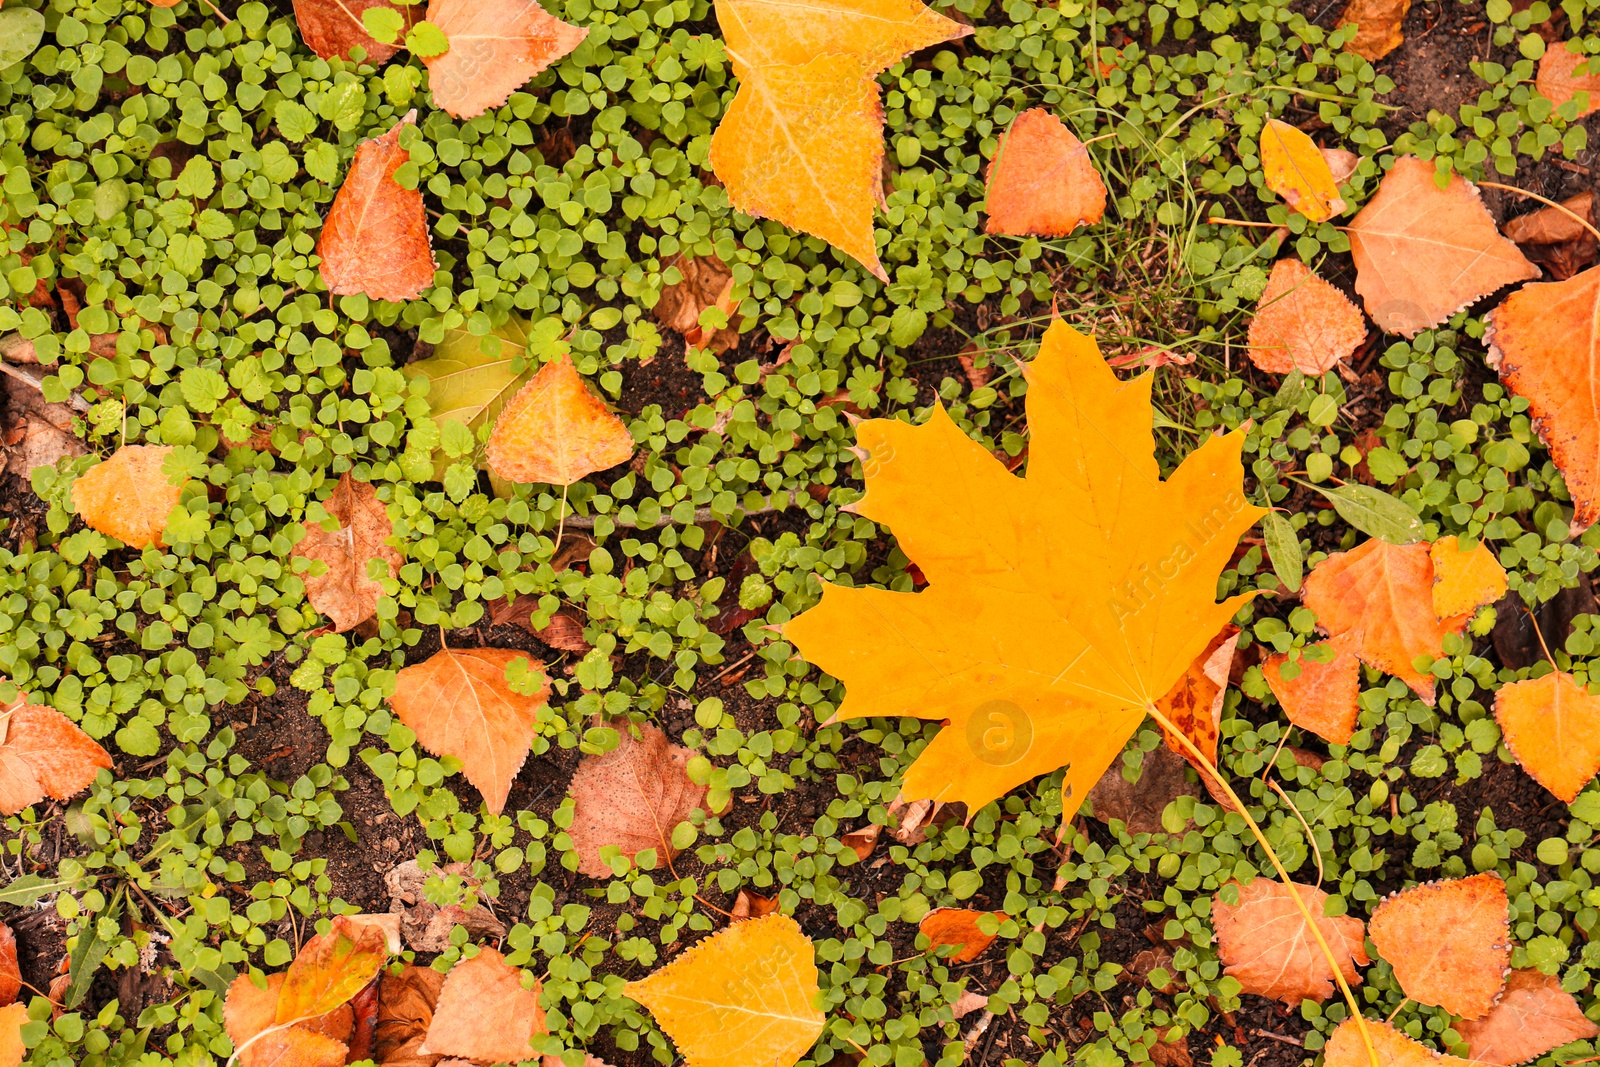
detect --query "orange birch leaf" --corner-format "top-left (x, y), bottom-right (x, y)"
top-left (0, 1004), bottom-right (24, 1067)
top-left (276, 917), bottom-right (389, 1023)
top-left (1259, 119), bottom-right (1345, 223)
top-left (623, 913), bottom-right (825, 1067)
top-left (1455, 968), bottom-right (1599, 1066)
top-left (1493, 670), bottom-right (1600, 802)
top-left (1211, 879), bottom-right (1369, 1006)
top-left (421, 948), bottom-right (546, 1063)
top-left (224, 974), bottom-right (355, 1067)
top-left (316, 111), bottom-right (436, 303)
top-left (1429, 535), bottom-right (1507, 618)
top-left (919, 908), bottom-right (1008, 964)
top-left (784, 321), bottom-right (1264, 816)
top-left (485, 352), bottom-right (634, 485)
top-left (1485, 264), bottom-right (1600, 531)
top-left (1537, 44), bottom-right (1600, 116)
top-left (293, 473), bottom-right (402, 633)
top-left (1368, 873), bottom-right (1511, 1019)
top-left (1336, 0), bottom-right (1411, 61)
top-left (1347, 156), bottom-right (1537, 338)
top-left (1247, 258), bottom-right (1367, 376)
top-left (708, 0), bottom-right (971, 281)
top-left (0, 704), bottom-right (113, 816)
top-left (71, 445), bottom-right (185, 549)
top-left (1263, 638), bottom-right (1362, 746)
top-left (291, 0), bottom-right (416, 63)
top-left (984, 108), bottom-right (1107, 237)
top-left (421, 0), bottom-right (587, 120)
top-left (388, 647), bottom-right (550, 814)
top-left (0, 925), bottom-right (20, 1007)
top-left (1324, 1020), bottom-right (1475, 1067)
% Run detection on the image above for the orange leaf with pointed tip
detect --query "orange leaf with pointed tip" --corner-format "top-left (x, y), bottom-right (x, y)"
top-left (1211, 879), bottom-right (1368, 1006)
top-left (1538, 44), bottom-right (1600, 117)
top-left (566, 723), bottom-right (719, 877)
top-left (294, 473), bottom-right (402, 633)
top-left (1247, 258), bottom-right (1367, 375)
top-left (224, 974), bottom-right (354, 1067)
top-left (984, 108), bottom-right (1106, 237)
top-left (317, 112), bottom-right (436, 303)
top-left (709, 0), bottom-right (970, 281)
top-left (919, 908), bottom-right (1008, 964)
top-left (277, 917), bottom-right (389, 1024)
top-left (0, 1004), bottom-right (24, 1067)
top-left (1347, 156), bottom-right (1537, 338)
top-left (785, 321), bottom-right (1264, 817)
top-left (1429, 536), bottom-right (1506, 618)
top-left (731, 890), bottom-right (780, 922)
top-left (388, 647), bottom-right (550, 814)
top-left (1260, 120), bottom-right (1344, 223)
top-left (292, 0), bottom-right (416, 63)
top-left (1493, 670), bottom-right (1600, 802)
top-left (1368, 873), bottom-right (1510, 1019)
top-left (421, 0), bottom-right (587, 120)
top-left (1323, 1019), bottom-right (1474, 1067)
top-left (624, 913), bottom-right (825, 1067)
top-left (72, 445), bottom-right (185, 549)
top-left (485, 353), bottom-right (634, 485)
top-left (1486, 264), bottom-right (1600, 531)
top-left (421, 948), bottom-right (545, 1063)
top-left (1456, 968), bottom-right (1599, 1066)
top-left (1263, 638), bottom-right (1362, 746)
top-left (0, 704), bottom-right (112, 817)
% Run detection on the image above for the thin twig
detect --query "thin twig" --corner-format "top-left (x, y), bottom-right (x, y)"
top-left (0, 361), bottom-right (91, 412)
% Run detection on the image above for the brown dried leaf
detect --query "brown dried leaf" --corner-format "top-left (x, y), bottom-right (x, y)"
top-left (730, 890), bottom-right (779, 922)
top-left (1504, 192), bottom-right (1594, 245)
top-left (421, 0), bottom-right (587, 120)
top-left (1212, 879), bottom-right (1369, 1006)
top-left (840, 822), bottom-right (881, 862)
top-left (371, 965), bottom-right (444, 1064)
top-left (566, 723), bottom-right (718, 877)
top-left (71, 445), bottom-right (184, 549)
top-left (317, 112), bottom-right (437, 303)
top-left (1337, 0), bottom-right (1411, 61)
top-left (1086, 744), bottom-right (1201, 836)
top-left (1537, 44), bottom-right (1600, 116)
top-left (1368, 873), bottom-right (1511, 1019)
top-left (1455, 968), bottom-right (1599, 1066)
top-left (1247, 258), bottom-right (1367, 375)
top-left (292, 0), bottom-right (416, 63)
top-left (294, 474), bottom-right (402, 633)
top-left (384, 860), bottom-right (507, 953)
top-left (421, 948), bottom-right (545, 1063)
top-left (1, 375), bottom-right (84, 478)
top-left (653, 255), bottom-right (741, 353)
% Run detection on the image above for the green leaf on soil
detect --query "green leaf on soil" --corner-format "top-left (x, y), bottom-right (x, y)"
top-left (1262, 510), bottom-right (1302, 591)
top-left (1316, 483), bottom-right (1426, 545)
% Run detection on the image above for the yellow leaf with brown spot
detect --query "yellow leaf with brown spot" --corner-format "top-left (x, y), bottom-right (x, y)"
top-left (71, 445), bottom-right (185, 548)
top-left (1260, 120), bottom-right (1344, 222)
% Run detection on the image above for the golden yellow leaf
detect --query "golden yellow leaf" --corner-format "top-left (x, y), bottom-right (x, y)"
top-left (709, 0), bottom-right (970, 280)
top-left (1259, 119), bottom-right (1344, 223)
top-left (485, 353), bottom-right (634, 486)
top-left (624, 913), bottom-right (825, 1067)
top-left (1368, 873), bottom-right (1511, 1019)
top-left (783, 321), bottom-right (1263, 815)
top-left (1494, 669), bottom-right (1600, 802)
top-left (276, 916), bottom-right (389, 1023)
top-left (1428, 535), bottom-right (1506, 619)
top-left (71, 445), bottom-right (185, 549)
top-left (1323, 1020), bottom-right (1475, 1067)
top-left (0, 1003), bottom-right (24, 1067)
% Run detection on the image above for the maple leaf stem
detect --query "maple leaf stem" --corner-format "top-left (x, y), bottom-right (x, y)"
top-left (1144, 704), bottom-right (1381, 1067)
top-left (1478, 181), bottom-right (1600, 244)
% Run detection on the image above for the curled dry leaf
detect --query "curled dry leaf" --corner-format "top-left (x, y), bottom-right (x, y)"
top-left (566, 723), bottom-right (719, 877)
top-left (920, 908), bottom-right (1007, 964)
top-left (1504, 191), bottom-right (1594, 246)
top-left (389, 647), bottom-right (550, 815)
top-left (371, 965), bottom-right (444, 1065)
top-left (224, 973), bottom-right (353, 1067)
top-left (1211, 878), bottom-right (1369, 1006)
top-left (0, 703), bottom-right (113, 816)
top-left (653, 254), bottom-right (741, 353)
top-left (1247, 258), bottom-right (1367, 376)
top-left (1259, 119), bottom-right (1344, 222)
top-left (1323, 1019), bottom-right (1474, 1067)
top-left (1346, 156), bottom-right (1537, 338)
top-left (1086, 740), bottom-right (1202, 835)
top-left (951, 989), bottom-right (989, 1019)
top-left (278, 916), bottom-right (389, 1023)
top-left (731, 889), bottom-right (779, 922)
top-left (1263, 636), bottom-right (1362, 745)
top-left (317, 111), bottom-right (437, 303)
top-left (384, 859), bottom-right (506, 953)
top-left (1493, 670), bottom-right (1600, 802)
top-left (984, 108), bottom-right (1106, 237)
top-left (1104, 346), bottom-right (1194, 371)
top-left (623, 913), bottom-right (826, 1067)
top-left (1368, 872), bottom-right (1511, 1019)
top-left (1429, 536), bottom-right (1507, 618)
top-left (708, 0), bottom-right (970, 280)
top-left (421, 948), bottom-right (545, 1063)
top-left (485, 352), bottom-right (634, 485)
top-left (1454, 968), bottom-right (1599, 1066)
top-left (72, 444), bottom-right (184, 549)
top-left (0, 925), bottom-right (18, 1007)
top-left (292, 0), bottom-right (416, 63)
top-left (1322, 147), bottom-right (1360, 185)
top-left (293, 474), bottom-right (402, 633)
top-left (840, 821), bottom-right (881, 862)
top-left (1537, 44), bottom-right (1600, 116)
top-left (1336, 0), bottom-right (1411, 61)
top-left (421, 0), bottom-right (587, 119)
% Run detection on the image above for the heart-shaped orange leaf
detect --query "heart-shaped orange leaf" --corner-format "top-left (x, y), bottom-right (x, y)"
top-left (1368, 873), bottom-right (1510, 1019)
top-left (1455, 968), bottom-right (1599, 1066)
top-left (485, 353), bottom-right (634, 486)
top-left (919, 908), bottom-right (1007, 964)
top-left (566, 723), bottom-right (717, 877)
top-left (0, 703), bottom-right (113, 817)
top-left (1494, 669), bottom-right (1600, 802)
top-left (292, 0), bottom-right (416, 63)
top-left (72, 445), bottom-right (185, 549)
top-left (421, 0), bottom-right (587, 119)
top-left (1247, 258), bottom-right (1366, 375)
top-left (1211, 879), bottom-right (1369, 1006)
top-left (421, 948), bottom-right (546, 1063)
top-left (1537, 43), bottom-right (1600, 116)
top-left (1263, 637), bottom-right (1362, 746)
top-left (984, 108), bottom-right (1106, 237)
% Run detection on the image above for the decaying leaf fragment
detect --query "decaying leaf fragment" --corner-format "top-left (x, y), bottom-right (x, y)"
top-left (71, 444), bottom-right (185, 549)
top-left (383, 859), bottom-right (507, 953)
top-left (1368, 873), bottom-right (1511, 1019)
top-left (1259, 120), bottom-right (1344, 222)
top-left (1537, 43), bottom-right (1600, 116)
top-left (1247, 258), bottom-right (1366, 376)
top-left (421, 0), bottom-right (587, 120)
top-left (317, 111), bottom-right (437, 303)
top-left (485, 353), bottom-right (634, 485)
top-left (653, 254), bottom-right (741, 353)
top-left (1336, 0), bottom-right (1411, 61)
top-left (293, 474), bottom-right (402, 633)
top-left (292, 0), bottom-right (416, 63)
top-left (0, 701), bottom-right (113, 816)
top-left (1211, 879), bottom-right (1369, 1006)
top-left (1454, 968), bottom-right (1599, 1066)
top-left (984, 108), bottom-right (1106, 237)
top-left (1493, 670), bottom-right (1600, 802)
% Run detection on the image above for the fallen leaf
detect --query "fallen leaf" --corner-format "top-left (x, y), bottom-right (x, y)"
top-left (1337, 0), bottom-right (1411, 61)
top-left (624, 913), bottom-right (826, 1067)
top-left (1127, 947), bottom-right (1181, 992)
top-left (1368, 873), bottom-right (1511, 1019)
top-left (0, 703), bottom-right (113, 816)
top-left (708, 0), bottom-right (970, 280)
top-left (294, 474), bottom-right (402, 633)
top-left (1493, 669), bottom-right (1600, 802)
top-left (277, 917), bottom-right (389, 1023)
top-left (317, 111), bottom-right (436, 303)
top-left (1346, 156), bottom-right (1537, 338)
top-left (371, 965), bottom-right (444, 1064)
top-left (731, 890), bottom-right (779, 922)
top-left (1454, 968), bottom-right (1599, 1066)
top-left (224, 973), bottom-right (354, 1067)
top-left (1086, 744), bottom-right (1202, 835)
top-left (1429, 535), bottom-right (1507, 618)
top-left (784, 322), bottom-right (1263, 816)
top-left (389, 647), bottom-right (550, 815)
top-left (346, 913), bottom-right (402, 954)
top-left (346, 983), bottom-right (379, 1064)
top-left (292, 0), bottom-right (416, 63)
top-left (984, 107), bottom-right (1106, 237)
top-left (0, 1004), bottom-right (24, 1067)
top-left (485, 353), bottom-right (634, 485)
top-left (1263, 638), bottom-right (1362, 745)
top-left (1148, 1028), bottom-right (1192, 1067)
top-left (566, 723), bottom-right (718, 877)
top-left (1322, 147), bottom-right (1360, 185)
top-left (403, 319), bottom-right (537, 479)
top-left (951, 989), bottom-right (989, 1019)
top-left (421, 0), bottom-right (587, 120)
top-left (1537, 44), bottom-right (1600, 116)
top-left (1155, 627), bottom-right (1238, 790)
top-left (0, 926), bottom-right (18, 1007)
top-left (1, 375), bottom-right (85, 477)
top-left (1260, 120), bottom-right (1344, 222)
top-left (920, 909), bottom-right (1007, 964)
top-left (384, 860), bottom-right (507, 953)
top-left (654, 254), bottom-right (741, 353)
top-left (1323, 1020), bottom-right (1475, 1067)
top-left (71, 445), bottom-right (184, 549)
top-left (1211, 878), bottom-right (1369, 1005)
top-left (1105, 345), bottom-right (1195, 371)
top-left (542, 1055), bottom-right (613, 1067)
top-left (1504, 192), bottom-right (1594, 245)
top-left (489, 596), bottom-right (593, 652)
top-left (840, 822), bottom-right (881, 862)
top-left (1485, 264), bottom-right (1600, 531)
top-left (1247, 258), bottom-right (1367, 375)
top-left (420, 948), bottom-right (544, 1061)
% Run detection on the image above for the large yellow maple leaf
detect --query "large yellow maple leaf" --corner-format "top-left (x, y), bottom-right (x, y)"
top-left (785, 322), bottom-right (1264, 815)
top-left (710, 0), bottom-right (969, 281)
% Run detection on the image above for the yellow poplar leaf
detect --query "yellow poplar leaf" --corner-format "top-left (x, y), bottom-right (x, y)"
top-left (624, 913), bottom-right (825, 1067)
top-left (485, 353), bottom-right (635, 486)
top-left (276, 916), bottom-right (389, 1023)
top-left (1368, 873), bottom-right (1511, 1019)
top-left (783, 321), bottom-right (1263, 816)
top-left (1494, 670), bottom-right (1600, 803)
top-left (1429, 535), bottom-right (1506, 619)
top-left (709, 0), bottom-right (970, 280)
top-left (421, 948), bottom-right (545, 1063)
top-left (71, 445), bottom-right (185, 549)
top-left (0, 1003), bottom-right (23, 1067)
top-left (1323, 1020), bottom-right (1475, 1067)
top-left (1259, 119), bottom-right (1345, 223)
top-left (224, 974), bottom-right (354, 1067)
top-left (1247, 258), bottom-right (1367, 376)
top-left (983, 108), bottom-right (1106, 237)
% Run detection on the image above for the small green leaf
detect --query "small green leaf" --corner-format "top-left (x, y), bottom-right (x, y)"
top-left (0, 7), bottom-right (44, 69)
top-left (1262, 511), bottom-right (1302, 592)
top-left (1270, 369), bottom-right (1308, 412)
top-left (0, 871), bottom-right (91, 907)
top-left (363, 5), bottom-right (405, 43)
top-left (406, 20), bottom-right (450, 57)
top-left (1316, 483), bottom-right (1425, 544)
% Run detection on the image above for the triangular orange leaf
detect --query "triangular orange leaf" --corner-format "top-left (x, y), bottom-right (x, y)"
top-left (317, 111), bottom-right (437, 303)
top-left (389, 647), bottom-right (550, 814)
top-left (485, 353), bottom-right (634, 485)
top-left (1493, 670), bottom-right (1600, 802)
top-left (984, 108), bottom-right (1106, 237)
top-left (421, 948), bottom-right (545, 1063)
top-left (277, 916), bottom-right (389, 1023)
top-left (708, 0), bottom-right (970, 280)
top-left (1347, 156), bottom-right (1537, 338)
top-left (71, 445), bottom-right (184, 549)
top-left (1429, 535), bottom-right (1506, 618)
top-left (1455, 968), bottom-right (1599, 1066)
top-left (919, 908), bottom-right (1007, 964)
top-left (421, 0), bottom-right (587, 120)
top-left (1260, 119), bottom-right (1344, 223)
top-left (292, 0), bottom-right (416, 63)
top-left (1247, 258), bottom-right (1367, 375)
top-left (567, 723), bottom-right (719, 877)
top-left (1368, 873), bottom-right (1510, 1019)
top-left (294, 473), bottom-right (402, 633)
top-left (1211, 879), bottom-right (1369, 1006)
top-left (1537, 44), bottom-right (1600, 117)
top-left (1263, 638), bottom-right (1362, 746)
top-left (1324, 1019), bottom-right (1474, 1067)
top-left (0, 704), bottom-right (113, 816)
